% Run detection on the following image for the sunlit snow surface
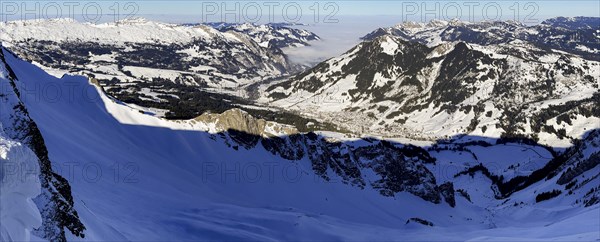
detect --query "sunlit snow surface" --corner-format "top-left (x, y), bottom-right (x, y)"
top-left (1, 50), bottom-right (598, 241)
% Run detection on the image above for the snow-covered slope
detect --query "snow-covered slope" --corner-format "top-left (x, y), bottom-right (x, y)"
top-left (0, 18), bottom-right (294, 89)
top-left (262, 18), bottom-right (600, 147)
top-left (362, 17), bottom-right (600, 58)
top-left (0, 18), bottom-right (220, 43)
top-left (207, 22), bottom-right (320, 48)
top-left (1, 45), bottom-right (598, 241)
top-left (1, 47), bottom-right (85, 241)
top-left (0, 127), bottom-right (42, 242)
top-left (0, 18), bottom-right (326, 121)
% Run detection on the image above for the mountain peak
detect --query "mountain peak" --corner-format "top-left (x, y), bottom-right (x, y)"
top-left (541, 16), bottom-right (600, 29)
top-left (113, 17), bottom-right (154, 25)
top-left (395, 19), bottom-right (466, 29)
top-left (427, 19), bottom-right (449, 27)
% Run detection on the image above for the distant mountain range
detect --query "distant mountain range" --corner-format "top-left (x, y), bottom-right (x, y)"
top-left (204, 22), bottom-right (320, 48)
top-left (0, 18), bottom-right (324, 123)
top-left (362, 17), bottom-right (599, 60)
top-left (262, 17), bottom-right (600, 146)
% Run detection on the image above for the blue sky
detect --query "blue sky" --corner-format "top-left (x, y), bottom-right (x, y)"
top-left (143, 1), bottom-right (600, 16)
top-left (2, 1), bottom-right (599, 23)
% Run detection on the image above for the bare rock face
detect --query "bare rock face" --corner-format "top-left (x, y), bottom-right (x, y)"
top-left (195, 108), bottom-right (299, 137)
top-left (406, 217), bottom-right (434, 226)
top-left (353, 141), bottom-right (440, 203)
top-left (194, 108), bottom-right (300, 149)
top-left (439, 182), bottom-right (456, 207)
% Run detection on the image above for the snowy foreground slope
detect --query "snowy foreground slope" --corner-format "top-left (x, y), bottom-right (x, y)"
top-left (1, 46), bottom-right (598, 241)
top-left (1, 47), bottom-right (85, 241)
top-left (0, 126), bottom-right (42, 241)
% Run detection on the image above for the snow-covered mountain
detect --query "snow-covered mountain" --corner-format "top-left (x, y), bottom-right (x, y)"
top-left (0, 18), bottom-right (326, 122)
top-left (0, 18), bottom-right (294, 84)
top-left (362, 17), bottom-right (600, 59)
top-left (1, 43), bottom-right (599, 241)
top-left (205, 22), bottom-right (320, 49)
top-left (262, 17), bottom-right (600, 147)
top-left (1, 48), bottom-right (85, 241)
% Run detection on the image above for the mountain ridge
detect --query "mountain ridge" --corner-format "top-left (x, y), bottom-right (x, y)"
top-left (1, 46), bottom-right (86, 241)
top-left (261, 17), bottom-right (600, 147)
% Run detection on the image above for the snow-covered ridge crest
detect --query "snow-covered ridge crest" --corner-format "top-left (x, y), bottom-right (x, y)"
top-left (88, 79), bottom-right (298, 138)
top-left (1, 17), bottom-right (321, 48)
top-left (112, 17), bottom-right (155, 25)
top-left (0, 50), bottom-right (41, 242)
top-left (1, 17), bottom-right (298, 89)
top-left (392, 18), bottom-right (528, 31)
top-left (207, 22), bottom-right (321, 48)
top-left (1, 47), bottom-right (86, 241)
top-left (392, 18), bottom-right (466, 31)
top-left (0, 17), bottom-right (225, 44)
top-left (364, 17), bottom-right (599, 54)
